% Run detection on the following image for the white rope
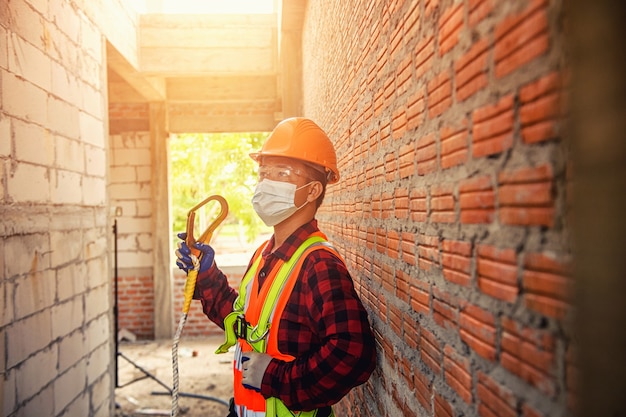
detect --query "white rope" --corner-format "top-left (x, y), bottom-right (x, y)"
top-left (171, 254), bottom-right (200, 417)
top-left (171, 312), bottom-right (187, 417)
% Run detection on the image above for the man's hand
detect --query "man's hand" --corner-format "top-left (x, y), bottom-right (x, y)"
top-left (175, 232), bottom-right (215, 273)
top-left (241, 352), bottom-right (273, 392)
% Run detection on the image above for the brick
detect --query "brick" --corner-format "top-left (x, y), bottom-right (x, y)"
top-left (410, 187), bottom-right (428, 222)
top-left (416, 132), bottom-right (437, 175)
top-left (398, 142), bottom-right (416, 179)
top-left (389, 17), bottom-right (404, 61)
top-left (410, 277), bottom-right (430, 316)
top-left (366, 226), bottom-right (375, 250)
top-left (56, 136), bottom-right (85, 173)
top-left (401, 232), bottom-right (416, 265)
top-left (389, 303), bottom-right (403, 337)
top-left (477, 372), bottom-right (517, 417)
top-left (85, 285), bottom-right (109, 321)
top-left (407, 87), bottom-right (426, 130)
top-left (425, 0), bottom-right (439, 17)
top-left (382, 191), bottom-right (394, 219)
top-left (459, 176), bottom-right (495, 223)
top-left (428, 70), bottom-right (452, 118)
top-left (498, 165), bottom-right (555, 227)
top-left (54, 359), bottom-right (87, 415)
top-left (82, 175), bottom-right (106, 206)
top-left (434, 392), bottom-right (453, 417)
top-left (399, 353), bottom-right (415, 390)
top-left (2, 71), bottom-right (48, 125)
top-left (8, 32), bottom-right (52, 90)
top-left (431, 183), bottom-right (455, 223)
top-left (459, 303), bottom-right (497, 361)
top-left (472, 95), bottom-right (514, 157)
top-left (421, 328), bottom-right (442, 375)
top-left (7, 161), bottom-right (51, 203)
top-left (418, 234), bottom-right (439, 271)
top-left (14, 268), bottom-right (55, 319)
top-left (433, 287), bottom-right (456, 330)
top-left (6, 311), bottom-right (52, 368)
top-left (442, 239), bottom-right (472, 286)
top-left (520, 72), bottom-right (562, 143)
top-left (440, 122), bottom-right (468, 169)
top-left (455, 37), bottom-right (489, 102)
top-left (396, 55), bottom-right (412, 96)
top-left (494, 0), bottom-right (549, 77)
top-left (404, 1), bottom-right (420, 38)
top-left (79, 111), bottom-right (105, 147)
top-left (444, 345), bottom-right (472, 403)
top-left (477, 245), bottom-right (518, 302)
top-left (380, 259), bottom-right (393, 293)
top-left (439, 3), bottom-right (464, 55)
top-left (415, 366), bottom-right (433, 411)
top-left (415, 35), bottom-right (434, 80)
top-left (501, 317), bottom-right (556, 396)
top-left (2, 0), bottom-right (45, 50)
top-left (13, 119), bottom-right (54, 166)
top-left (523, 252), bottom-right (572, 319)
top-left (469, 0), bottom-right (494, 27)
top-left (57, 331), bottom-right (84, 375)
top-left (522, 404), bottom-right (545, 417)
top-left (0, 115), bottom-right (11, 157)
top-left (0, 25), bottom-right (6, 70)
top-left (16, 347), bottom-right (58, 403)
top-left (395, 187), bottom-right (409, 218)
top-left (51, 169), bottom-right (83, 204)
top-left (387, 230), bottom-right (400, 259)
top-left (85, 144), bottom-right (106, 176)
top-left (403, 310), bottom-right (418, 347)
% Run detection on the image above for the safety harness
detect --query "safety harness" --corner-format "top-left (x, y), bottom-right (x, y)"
top-left (216, 233), bottom-right (337, 417)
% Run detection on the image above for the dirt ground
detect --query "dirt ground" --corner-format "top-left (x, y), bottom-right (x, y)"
top-left (115, 336), bottom-right (233, 417)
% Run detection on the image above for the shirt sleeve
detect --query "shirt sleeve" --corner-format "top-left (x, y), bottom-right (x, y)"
top-left (260, 250), bottom-right (377, 410)
top-left (193, 263), bottom-right (238, 329)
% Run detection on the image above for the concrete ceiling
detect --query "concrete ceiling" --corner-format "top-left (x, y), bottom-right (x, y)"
top-left (107, 3), bottom-right (305, 133)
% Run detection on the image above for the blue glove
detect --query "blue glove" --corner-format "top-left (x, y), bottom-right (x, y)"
top-left (175, 232), bottom-right (215, 273)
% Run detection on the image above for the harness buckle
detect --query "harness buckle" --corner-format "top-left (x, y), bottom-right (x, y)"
top-left (234, 314), bottom-right (248, 340)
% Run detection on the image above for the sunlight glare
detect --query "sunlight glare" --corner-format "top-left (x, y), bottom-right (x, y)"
top-left (146, 0), bottom-right (276, 14)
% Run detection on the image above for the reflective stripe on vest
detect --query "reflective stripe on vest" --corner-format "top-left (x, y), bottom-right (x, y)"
top-left (217, 234), bottom-right (336, 417)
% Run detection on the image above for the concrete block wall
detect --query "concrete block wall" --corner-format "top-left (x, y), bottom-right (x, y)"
top-left (0, 0), bottom-right (115, 415)
top-left (109, 103), bottom-right (156, 339)
top-left (303, 1), bottom-right (573, 416)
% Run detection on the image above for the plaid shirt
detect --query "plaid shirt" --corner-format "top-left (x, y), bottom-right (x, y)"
top-left (194, 219), bottom-right (376, 411)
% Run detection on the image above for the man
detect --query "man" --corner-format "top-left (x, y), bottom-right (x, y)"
top-left (176, 117), bottom-right (376, 417)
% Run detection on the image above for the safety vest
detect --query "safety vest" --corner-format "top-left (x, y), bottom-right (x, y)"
top-left (216, 233), bottom-right (337, 417)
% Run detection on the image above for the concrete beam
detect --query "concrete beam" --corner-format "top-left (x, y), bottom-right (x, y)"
top-left (106, 42), bottom-right (166, 102)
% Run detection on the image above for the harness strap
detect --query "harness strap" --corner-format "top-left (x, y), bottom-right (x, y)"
top-left (216, 235), bottom-right (327, 354)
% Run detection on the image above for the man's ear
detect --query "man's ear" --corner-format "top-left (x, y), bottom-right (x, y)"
top-left (307, 181), bottom-right (324, 202)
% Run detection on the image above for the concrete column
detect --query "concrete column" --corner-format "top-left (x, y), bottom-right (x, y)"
top-left (278, 1), bottom-right (305, 118)
top-left (150, 102), bottom-right (173, 338)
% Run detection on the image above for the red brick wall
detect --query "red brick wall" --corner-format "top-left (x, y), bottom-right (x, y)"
top-left (303, 1), bottom-right (573, 416)
top-left (117, 274), bottom-right (155, 339)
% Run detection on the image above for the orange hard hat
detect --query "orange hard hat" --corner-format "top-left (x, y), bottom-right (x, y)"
top-left (250, 117), bottom-right (340, 183)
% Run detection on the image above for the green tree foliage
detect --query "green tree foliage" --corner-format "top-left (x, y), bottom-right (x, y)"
top-left (170, 132), bottom-right (270, 243)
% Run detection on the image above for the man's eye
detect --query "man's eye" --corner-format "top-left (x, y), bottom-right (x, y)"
top-left (277, 170), bottom-right (290, 177)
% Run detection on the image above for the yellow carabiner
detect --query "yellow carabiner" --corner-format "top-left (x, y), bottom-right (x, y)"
top-left (182, 195), bottom-right (229, 313)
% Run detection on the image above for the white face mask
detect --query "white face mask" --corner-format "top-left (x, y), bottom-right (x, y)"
top-left (252, 179), bottom-right (311, 226)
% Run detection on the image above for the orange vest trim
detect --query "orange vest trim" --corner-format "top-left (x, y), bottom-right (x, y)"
top-left (230, 233), bottom-right (339, 416)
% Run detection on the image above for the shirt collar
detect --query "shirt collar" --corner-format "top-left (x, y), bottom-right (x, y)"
top-left (262, 219), bottom-right (319, 261)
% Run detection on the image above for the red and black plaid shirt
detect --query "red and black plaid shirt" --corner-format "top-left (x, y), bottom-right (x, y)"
top-left (194, 219), bottom-right (376, 411)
